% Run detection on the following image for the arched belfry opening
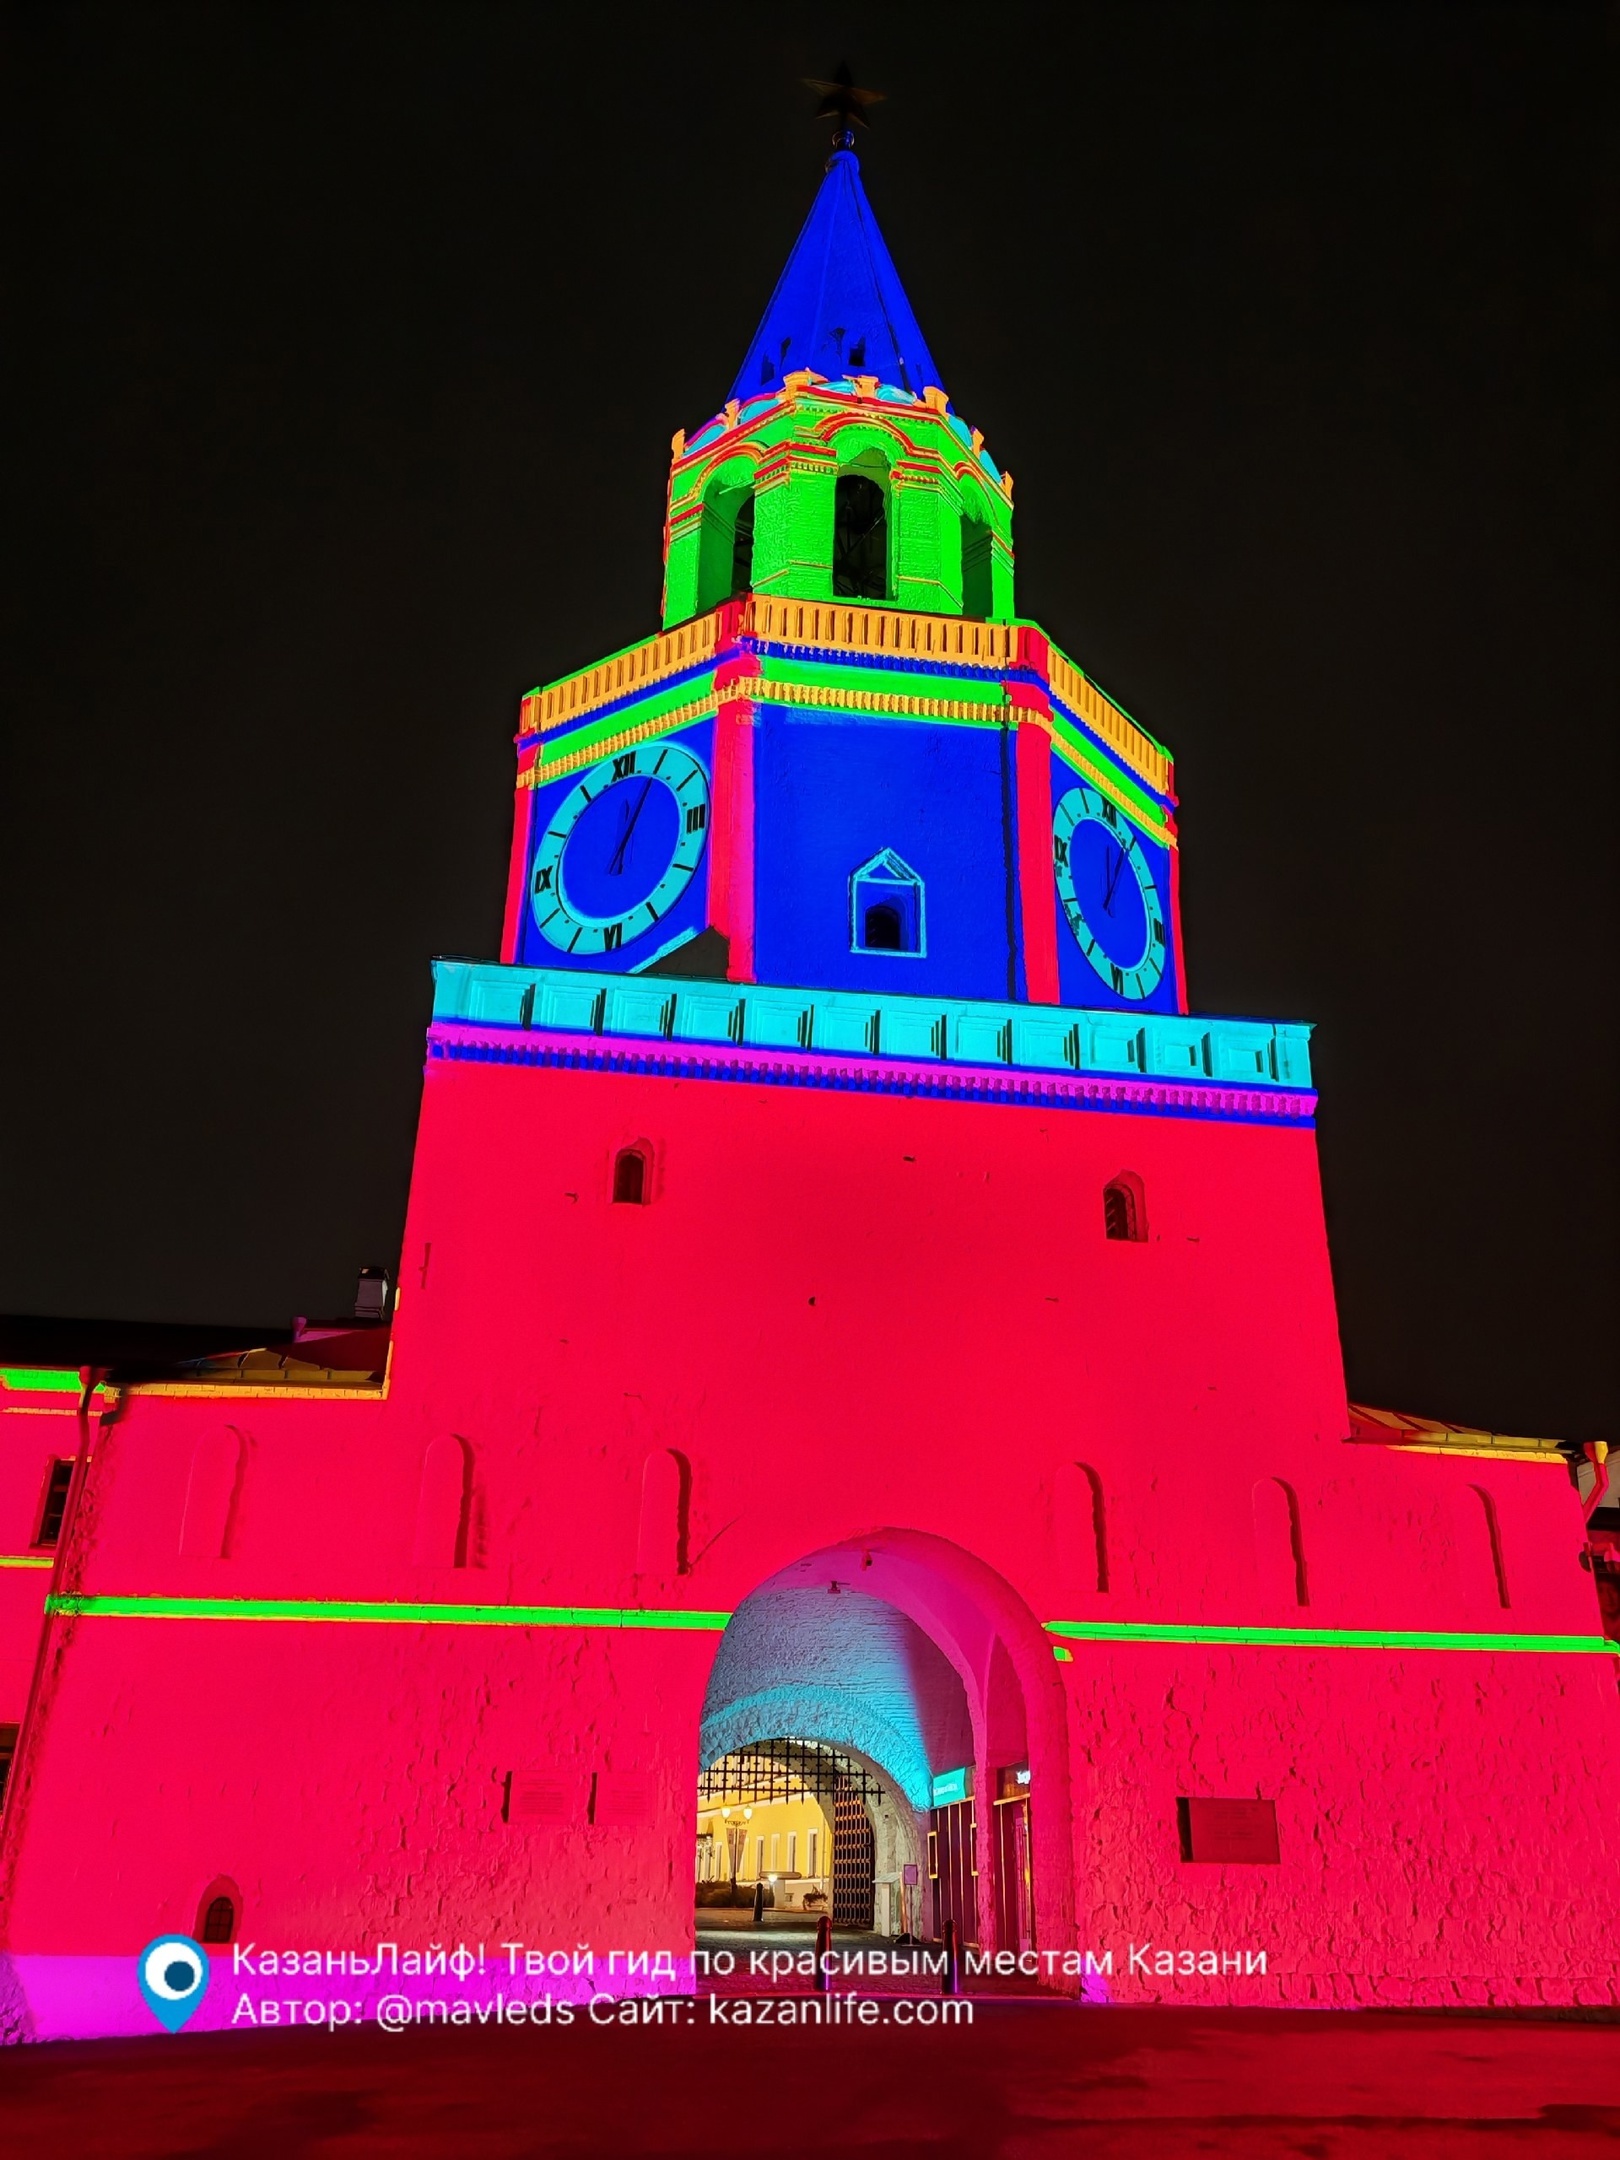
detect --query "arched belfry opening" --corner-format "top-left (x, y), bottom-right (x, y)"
top-left (696, 466), bottom-right (757, 614)
top-left (694, 1533), bottom-right (1073, 1975)
top-left (833, 452), bottom-right (890, 600)
top-left (959, 480), bottom-right (995, 618)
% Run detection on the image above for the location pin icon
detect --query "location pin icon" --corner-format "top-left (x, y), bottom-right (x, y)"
top-left (138, 1935), bottom-right (211, 2032)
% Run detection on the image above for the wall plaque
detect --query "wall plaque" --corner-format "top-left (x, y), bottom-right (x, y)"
top-left (1177, 1797), bottom-right (1279, 1864)
top-left (505, 1772), bottom-right (576, 1826)
top-left (592, 1770), bottom-right (655, 1827)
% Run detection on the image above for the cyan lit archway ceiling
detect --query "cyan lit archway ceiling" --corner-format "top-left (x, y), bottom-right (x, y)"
top-left (700, 1587), bottom-right (974, 1812)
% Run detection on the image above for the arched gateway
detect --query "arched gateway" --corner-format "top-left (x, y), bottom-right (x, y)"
top-left (696, 1533), bottom-right (1074, 1960)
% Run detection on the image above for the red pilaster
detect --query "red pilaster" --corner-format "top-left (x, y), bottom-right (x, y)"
top-left (1168, 822), bottom-right (1189, 1013)
top-left (499, 784), bottom-right (532, 965)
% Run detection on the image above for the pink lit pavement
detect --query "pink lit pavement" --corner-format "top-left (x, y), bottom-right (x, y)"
top-left (1, 2006), bottom-right (1618, 2156)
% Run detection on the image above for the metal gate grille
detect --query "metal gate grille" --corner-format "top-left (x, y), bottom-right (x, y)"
top-left (699, 1739), bottom-right (883, 1806)
top-left (831, 1775), bottom-right (874, 1929)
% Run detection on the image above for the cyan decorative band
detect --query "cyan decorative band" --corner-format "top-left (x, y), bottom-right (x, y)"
top-left (428, 1023), bottom-right (1314, 1127)
top-left (429, 961), bottom-right (1315, 1125)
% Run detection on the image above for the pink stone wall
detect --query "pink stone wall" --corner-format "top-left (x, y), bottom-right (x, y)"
top-left (2, 1049), bottom-right (1617, 2032)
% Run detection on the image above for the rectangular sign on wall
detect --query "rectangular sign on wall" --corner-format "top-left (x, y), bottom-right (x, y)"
top-left (592, 1771), bottom-right (654, 1827)
top-left (1177, 1797), bottom-right (1280, 1864)
top-left (505, 1773), bottom-right (576, 1826)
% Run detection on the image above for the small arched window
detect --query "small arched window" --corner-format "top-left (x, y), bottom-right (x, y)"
top-left (851, 850), bottom-right (925, 956)
top-left (195, 1876), bottom-right (243, 1945)
top-left (1103, 1173), bottom-right (1146, 1242)
top-left (833, 469), bottom-right (888, 599)
top-left (613, 1148), bottom-right (649, 1205)
top-left (202, 1895), bottom-right (236, 1944)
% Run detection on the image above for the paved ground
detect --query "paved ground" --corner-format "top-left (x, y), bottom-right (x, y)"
top-left (2, 2005), bottom-right (1619, 2156)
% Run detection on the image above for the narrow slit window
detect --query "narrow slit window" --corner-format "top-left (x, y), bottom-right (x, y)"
top-left (0, 1724), bottom-right (19, 1811)
top-left (613, 1148), bottom-right (648, 1205)
top-left (1103, 1174), bottom-right (1146, 1243)
top-left (35, 1460), bottom-right (74, 1548)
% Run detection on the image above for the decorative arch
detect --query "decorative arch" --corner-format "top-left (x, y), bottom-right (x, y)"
top-left (413, 1435), bottom-right (472, 1569)
top-left (814, 414), bottom-right (910, 460)
top-left (695, 452), bottom-right (761, 614)
top-left (1054, 1461), bottom-right (1109, 1594)
top-left (635, 1448), bottom-right (690, 1579)
top-left (1251, 1476), bottom-right (1309, 1609)
top-left (179, 1427), bottom-right (246, 1560)
top-left (1465, 1484), bottom-right (1511, 1608)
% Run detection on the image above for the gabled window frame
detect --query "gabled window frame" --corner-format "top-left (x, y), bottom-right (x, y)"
top-left (850, 849), bottom-right (927, 958)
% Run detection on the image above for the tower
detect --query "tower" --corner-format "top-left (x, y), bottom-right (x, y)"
top-left (503, 141), bottom-right (1183, 1017)
top-left (1, 130), bottom-right (1615, 2039)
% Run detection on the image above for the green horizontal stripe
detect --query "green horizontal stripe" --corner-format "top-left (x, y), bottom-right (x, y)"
top-left (0, 1555), bottom-right (54, 1570)
top-left (2, 1367), bottom-right (83, 1393)
top-left (1045, 1619), bottom-right (1618, 1656)
top-left (530, 674), bottom-right (717, 767)
top-left (47, 1594), bottom-right (732, 1630)
top-left (39, 1595), bottom-right (1617, 1658)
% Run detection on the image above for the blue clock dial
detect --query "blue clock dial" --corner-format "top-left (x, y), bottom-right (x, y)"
top-left (1052, 783), bottom-right (1167, 1001)
top-left (531, 742), bottom-right (710, 956)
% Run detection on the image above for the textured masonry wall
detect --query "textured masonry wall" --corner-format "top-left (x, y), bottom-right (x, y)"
top-left (2, 1054), bottom-right (1616, 2013)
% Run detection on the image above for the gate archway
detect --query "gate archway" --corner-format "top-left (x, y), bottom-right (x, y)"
top-left (698, 1530), bottom-right (1074, 1960)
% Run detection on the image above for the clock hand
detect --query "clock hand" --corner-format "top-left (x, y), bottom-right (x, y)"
top-left (1102, 842), bottom-right (1125, 914)
top-left (605, 780), bottom-right (655, 875)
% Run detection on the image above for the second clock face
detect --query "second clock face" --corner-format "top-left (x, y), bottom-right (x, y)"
top-left (531, 742), bottom-right (711, 956)
top-left (1053, 783), bottom-right (1167, 1001)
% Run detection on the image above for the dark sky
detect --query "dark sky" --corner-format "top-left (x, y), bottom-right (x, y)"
top-left (4, 5), bottom-right (1614, 1440)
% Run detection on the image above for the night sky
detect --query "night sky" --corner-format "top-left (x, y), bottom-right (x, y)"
top-left (4, 6), bottom-right (1613, 1440)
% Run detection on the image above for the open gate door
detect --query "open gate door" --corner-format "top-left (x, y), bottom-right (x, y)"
top-left (831, 1775), bottom-right (875, 1928)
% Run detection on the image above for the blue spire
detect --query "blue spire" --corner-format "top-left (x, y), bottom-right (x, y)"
top-left (729, 149), bottom-right (946, 405)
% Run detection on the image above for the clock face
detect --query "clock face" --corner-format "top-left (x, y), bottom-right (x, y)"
top-left (1052, 782), bottom-right (1167, 1001)
top-left (531, 742), bottom-right (710, 956)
